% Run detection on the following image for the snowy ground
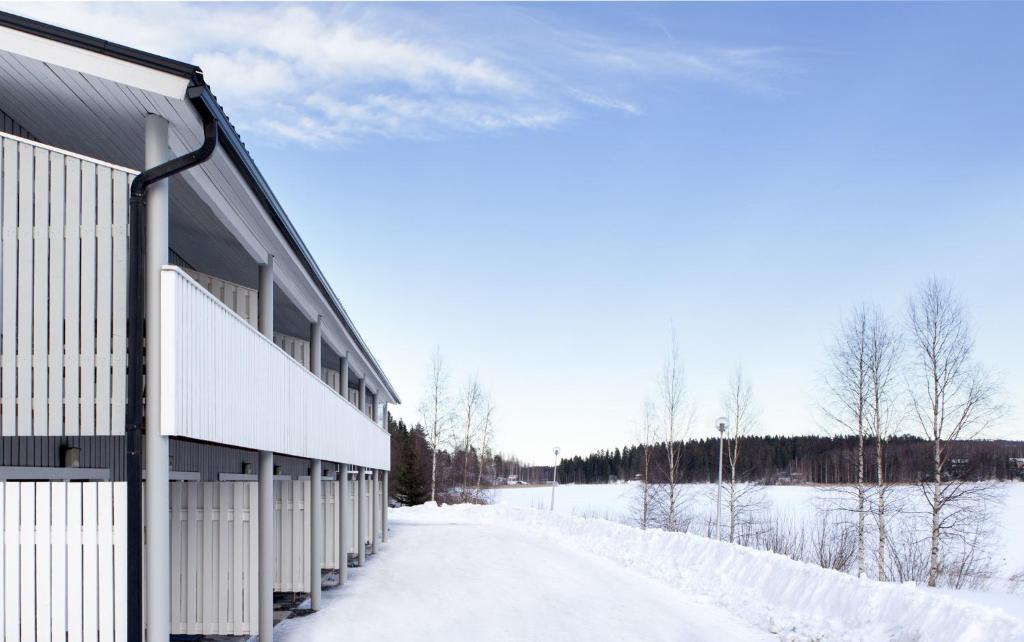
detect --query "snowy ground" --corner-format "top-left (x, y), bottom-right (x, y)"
top-left (494, 482), bottom-right (1024, 586)
top-left (276, 503), bottom-right (1024, 642)
top-left (275, 504), bottom-right (771, 642)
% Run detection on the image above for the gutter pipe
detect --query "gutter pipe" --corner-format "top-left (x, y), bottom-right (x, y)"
top-left (125, 85), bottom-right (219, 642)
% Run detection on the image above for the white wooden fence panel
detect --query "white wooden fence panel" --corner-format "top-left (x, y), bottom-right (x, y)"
top-left (322, 366), bottom-right (341, 394)
top-left (183, 268), bottom-right (258, 329)
top-left (274, 479), bottom-right (306, 592)
top-left (0, 481), bottom-right (126, 642)
top-left (0, 132), bottom-right (134, 437)
top-left (274, 333), bottom-right (310, 370)
top-left (273, 479), bottom-right (340, 593)
top-left (166, 481), bottom-right (258, 636)
top-left (323, 480), bottom-right (340, 569)
top-left (161, 266), bottom-right (390, 470)
top-left (375, 476), bottom-right (384, 541)
top-left (348, 475), bottom-right (359, 557)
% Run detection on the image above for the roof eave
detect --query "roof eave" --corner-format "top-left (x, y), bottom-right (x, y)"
top-left (0, 9), bottom-right (402, 404)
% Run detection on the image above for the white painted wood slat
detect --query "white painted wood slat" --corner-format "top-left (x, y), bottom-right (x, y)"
top-left (47, 152), bottom-right (65, 437)
top-left (94, 166), bottom-right (112, 436)
top-left (16, 142), bottom-right (32, 438)
top-left (63, 157), bottom-right (81, 438)
top-left (0, 139), bottom-right (16, 436)
top-left (32, 147), bottom-right (48, 438)
top-left (78, 162), bottom-right (96, 438)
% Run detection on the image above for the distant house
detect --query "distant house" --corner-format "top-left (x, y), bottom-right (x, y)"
top-left (0, 12), bottom-right (398, 641)
top-left (774, 471), bottom-right (808, 485)
top-left (1009, 457), bottom-right (1024, 480)
top-left (946, 458), bottom-right (971, 480)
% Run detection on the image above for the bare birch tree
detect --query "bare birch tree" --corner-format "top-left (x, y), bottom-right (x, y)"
top-left (906, 278), bottom-right (1000, 587)
top-left (419, 348), bottom-right (453, 503)
top-left (656, 330), bottom-right (692, 532)
top-left (864, 308), bottom-right (902, 580)
top-left (475, 397), bottom-right (496, 491)
top-left (721, 367), bottom-right (763, 543)
top-left (457, 376), bottom-right (486, 503)
top-left (823, 306), bottom-right (869, 577)
top-left (632, 398), bottom-right (657, 530)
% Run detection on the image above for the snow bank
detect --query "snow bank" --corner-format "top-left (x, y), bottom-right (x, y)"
top-left (396, 504), bottom-right (1024, 642)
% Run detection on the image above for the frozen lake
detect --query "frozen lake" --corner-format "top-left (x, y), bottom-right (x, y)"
top-left (492, 481), bottom-right (1024, 594)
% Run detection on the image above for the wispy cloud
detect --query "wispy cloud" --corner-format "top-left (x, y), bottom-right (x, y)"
top-left (3, 2), bottom-right (789, 145)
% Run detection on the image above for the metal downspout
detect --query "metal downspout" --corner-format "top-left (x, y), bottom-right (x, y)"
top-left (125, 87), bottom-right (218, 642)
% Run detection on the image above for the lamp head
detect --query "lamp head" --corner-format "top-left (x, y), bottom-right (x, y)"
top-left (715, 416), bottom-right (729, 433)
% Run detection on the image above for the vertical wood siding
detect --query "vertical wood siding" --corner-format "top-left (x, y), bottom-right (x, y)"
top-left (0, 133), bottom-right (134, 438)
top-left (167, 481), bottom-right (258, 636)
top-left (161, 267), bottom-right (390, 470)
top-left (0, 481), bottom-right (127, 642)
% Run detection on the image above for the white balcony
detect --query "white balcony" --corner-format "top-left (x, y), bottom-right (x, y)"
top-left (159, 266), bottom-right (390, 470)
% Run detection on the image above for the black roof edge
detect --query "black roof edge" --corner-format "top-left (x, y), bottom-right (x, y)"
top-left (0, 8), bottom-right (400, 404)
top-left (189, 88), bottom-right (401, 405)
top-left (0, 10), bottom-right (202, 82)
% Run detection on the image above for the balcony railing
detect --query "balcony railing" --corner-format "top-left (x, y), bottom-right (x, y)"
top-left (159, 266), bottom-right (389, 470)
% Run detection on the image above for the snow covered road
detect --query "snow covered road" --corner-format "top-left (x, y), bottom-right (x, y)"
top-left (275, 506), bottom-right (773, 642)
top-left (276, 504), bottom-right (1024, 641)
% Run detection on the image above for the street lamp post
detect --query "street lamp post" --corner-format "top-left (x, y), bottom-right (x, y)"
top-left (715, 417), bottom-right (729, 541)
top-left (551, 447), bottom-right (560, 512)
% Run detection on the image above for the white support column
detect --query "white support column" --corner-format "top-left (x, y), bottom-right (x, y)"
top-left (259, 256), bottom-right (274, 336)
top-left (308, 315), bottom-right (322, 610)
top-left (338, 464), bottom-right (349, 585)
top-left (357, 467), bottom-right (367, 566)
top-left (309, 458), bottom-right (322, 610)
top-left (257, 256), bottom-right (275, 641)
top-left (371, 469), bottom-right (380, 554)
top-left (382, 471), bottom-right (389, 543)
top-left (358, 378), bottom-right (366, 415)
top-left (340, 352), bottom-right (349, 401)
top-left (144, 113), bottom-right (171, 642)
top-left (382, 400), bottom-right (388, 430)
top-left (258, 450), bottom-right (274, 639)
top-left (309, 316), bottom-right (322, 380)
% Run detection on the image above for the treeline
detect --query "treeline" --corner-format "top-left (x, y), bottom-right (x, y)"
top-left (556, 434), bottom-right (1024, 486)
top-left (388, 417), bottom-right (543, 505)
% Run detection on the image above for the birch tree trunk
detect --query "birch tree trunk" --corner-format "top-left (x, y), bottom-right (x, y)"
top-left (876, 435), bottom-right (886, 580)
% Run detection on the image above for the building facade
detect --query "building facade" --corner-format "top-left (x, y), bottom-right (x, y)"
top-left (0, 12), bottom-right (396, 641)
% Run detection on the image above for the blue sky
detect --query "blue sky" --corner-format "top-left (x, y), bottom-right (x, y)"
top-left (11, 2), bottom-right (1023, 461)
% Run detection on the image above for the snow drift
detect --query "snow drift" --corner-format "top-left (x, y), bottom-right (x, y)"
top-left (400, 503), bottom-right (1024, 642)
